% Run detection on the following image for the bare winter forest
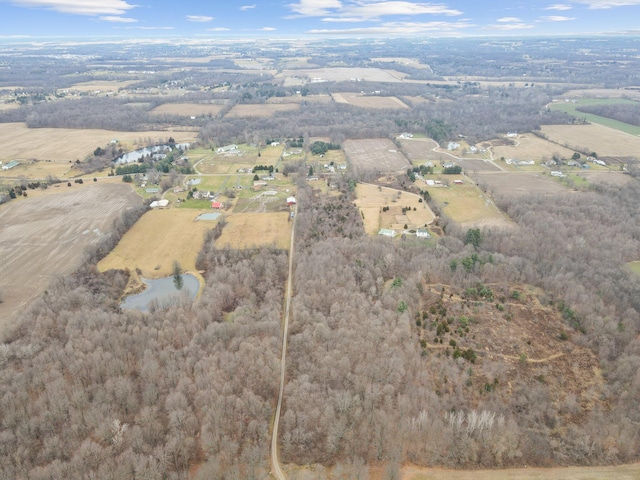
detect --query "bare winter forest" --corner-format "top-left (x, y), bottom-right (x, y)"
top-left (1, 36), bottom-right (640, 479)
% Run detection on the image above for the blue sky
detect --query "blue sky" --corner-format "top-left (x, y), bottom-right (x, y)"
top-left (1, 0), bottom-right (639, 38)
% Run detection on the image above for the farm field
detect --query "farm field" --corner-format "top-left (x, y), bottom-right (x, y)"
top-left (332, 92), bottom-right (409, 109)
top-left (277, 67), bottom-right (410, 83)
top-left (428, 179), bottom-right (512, 228)
top-left (224, 103), bottom-right (299, 118)
top-left (266, 94), bottom-right (333, 104)
top-left (0, 183), bottom-right (141, 335)
top-left (457, 158), bottom-right (503, 173)
top-left (344, 138), bottom-right (410, 174)
top-left (540, 123), bottom-right (640, 157)
top-left (97, 208), bottom-right (212, 279)
top-left (627, 261), bottom-right (640, 275)
top-left (354, 183), bottom-right (435, 235)
top-left (562, 88), bottom-right (640, 100)
top-left (216, 212), bottom-right (291, 250)
top-left (63, 80), bottom-right (136, 93)
top-left (0, 158), bottom-right (73, 179)
top-left (548, 98), bottom-right (640, 135)
top-left (150, 103), bottom-right (226, 116)
top-left (0, 122), bottom-right (197, 163)
top-left (397, 137), bottom-right (442, 164)
top-left (490, 133), bottom-right (575, 162)
top-left (477, 172), bottom-right (569, 199)
top-left (579, 171), bottom-right (634, 187)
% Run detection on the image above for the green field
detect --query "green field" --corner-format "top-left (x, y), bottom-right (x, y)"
top-left (627, 261), bottom-right (640, 275)
top-left (549, 98), bottom-right (640, 135)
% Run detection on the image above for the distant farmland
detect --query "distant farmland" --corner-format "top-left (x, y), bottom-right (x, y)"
top-left (224, 103), bottom-right (299, 118)
top-left (549, 98), bottom-right (640, 135)
top-left (540, 123), bottom-right (640, 157)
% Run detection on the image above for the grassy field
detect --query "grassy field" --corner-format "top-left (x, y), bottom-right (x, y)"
top-left (427, 179), bottom-right (511, 228)
top-left (354, 183), bottom-right (435, 235)
top-left (224, 103), bottom-right (299, 118)
top-left (150, 103), bottom-right (225, 116)
top-left (0, 122), bottom-right (197, 164)
top-left (97, 208), bottom-right (213, 278)
top-left (540, 123), bottom-right (640, 157)
top-left (332, 92), bottom-right (409, 109)
top-left (216, 212), bottom-right (291, 249)
top-left (549, 98), bottom-right (640, 135)
top-left (476, 172), bottom-right (569, 200)
top-left (626, 261), bottom-right (640, 275)
top-left (491, 133), bottom-right (575, 162)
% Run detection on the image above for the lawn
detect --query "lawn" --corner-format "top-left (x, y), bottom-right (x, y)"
top-left (626, 261), bottom-right (640, 275)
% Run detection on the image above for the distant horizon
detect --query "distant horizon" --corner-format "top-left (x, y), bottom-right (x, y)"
top-left (1, 0), bottom-right (640, 39)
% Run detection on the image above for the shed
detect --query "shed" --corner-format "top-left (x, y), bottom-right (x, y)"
top-left (287, 196), bottom-right (297, 205)
top-left (378, 229), bottom-right (397, 238)
top-left (211, 201), bottom-right (224, 209)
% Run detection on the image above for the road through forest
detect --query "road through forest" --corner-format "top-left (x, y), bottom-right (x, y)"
top-left (270, 205), bottom-right (296, 480)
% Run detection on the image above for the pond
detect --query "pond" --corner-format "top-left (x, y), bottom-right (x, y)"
top-left (121, 273), bottom-right (200, 312)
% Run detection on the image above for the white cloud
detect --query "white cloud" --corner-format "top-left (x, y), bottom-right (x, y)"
top-left (545, 3), bottom-right (573, 9)
top-left (262, 27), bottom-right (277, 30)
top-left (308, 19), bottom-right (473, 35)
top-left (571, 0), bottom-right (640, 7)
top-left (186, 15), bottom-right (214, 22)
top-left (291, 0), bottom-right (462, 21)
top-left (486, 22), bottom-right (534, 30)
top-left (8, 0), bottom-right (136, 16)
top-left (540, 15), bottom-right (575, 20)
top-left (240, 4), bottom-right (256, 10)
top-left (100, 15), bottom-right (137, 22)
top-left (497, 17), bottom-right (522, 22)
top-left (207, 27), bottom-right (231, 31)
top-left (289, 0), bottom-right (342, 16)
top-left (124, 26), bottom-right (174, 30)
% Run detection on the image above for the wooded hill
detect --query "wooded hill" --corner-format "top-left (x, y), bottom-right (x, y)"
top-left (2, 175), bottom-right (640, 478)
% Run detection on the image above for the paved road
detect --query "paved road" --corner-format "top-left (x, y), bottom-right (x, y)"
top-left (271, 205), bottom-right (296, 480)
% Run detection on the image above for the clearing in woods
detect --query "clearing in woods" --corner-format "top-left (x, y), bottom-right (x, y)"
top-left (0, 122), bottom-right (197, 163)
top-left (427, 179), bottom-right (512, 228)
top-left (332, 92), bottom-right (409, 109)
top-left (224, 103), bottom-right (299, 118)
top-left (354, 183), bottom-right (435, 235)
top-left (215, 212), bottom-right (292, 250)
top-left (150, 103), bottom-right (226, 116)
top-left (97, 208), bottom-right (212, 279)
top-left (343, 138), bottom-right (411, 174)
top-left (0, 183), bottom-right (141, 335)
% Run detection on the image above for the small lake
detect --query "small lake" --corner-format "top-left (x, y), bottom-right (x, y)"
top-left (121, 274), bottom-right (200, 312)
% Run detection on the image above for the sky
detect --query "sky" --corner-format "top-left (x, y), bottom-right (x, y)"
top-left (1, 0), bottom-right (640, 39)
